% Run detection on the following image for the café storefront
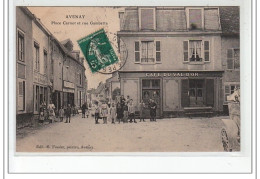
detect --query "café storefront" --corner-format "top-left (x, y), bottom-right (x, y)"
top-left (119, 71), bottom-right (224, 118)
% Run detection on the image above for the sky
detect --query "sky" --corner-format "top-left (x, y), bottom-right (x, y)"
top-left (28, 7), bottom-right (123, 89)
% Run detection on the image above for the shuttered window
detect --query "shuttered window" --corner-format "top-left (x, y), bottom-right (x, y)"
top-left (204, 41), bottom-right (210, 62)
top-left (183, 41), bottom-right (189, 62)
top-left (227, 49), bottom-right (240, 70)
top-left (34, 42), bottom-right (40, 71)
top-left (189, 9), bottom-right (203, 30)
top-left (155, 41), bottom-right (161, 62)
top-left (17, 31), bottom-right (25, 62)
top-left (134, 41), bottom-right (140, 62)
top-left (18, 81), bottom-right (25, 111)
top-left (140, 8), bottom-right (155, 30)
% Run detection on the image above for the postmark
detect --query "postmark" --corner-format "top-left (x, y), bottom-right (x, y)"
top-left (77, 29), bottom-right (119, 73)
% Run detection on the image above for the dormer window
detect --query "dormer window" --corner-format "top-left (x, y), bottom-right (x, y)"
top-left (187, 8), bottom-right (204, 30)
top-left (139, 8), bottom-right (156, 30)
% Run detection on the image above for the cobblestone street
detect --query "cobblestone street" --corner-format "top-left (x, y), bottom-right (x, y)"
top-left (16, 114), bottom-right (228, 152)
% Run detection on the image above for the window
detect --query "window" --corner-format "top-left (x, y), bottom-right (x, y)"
top-left (44, 50), bottom-right (47, 74)
top-left (79, 73), bottom-right (82, 85)
top-left (139, 8), bottom-right (155, 30)
top-left (183, 40), bottom-right (209, 62)
top-left (189, 40), bottom-right (202, 62)
top-left (34, 42), bottom-right (40, 71)
top-left (224, 84), bottom-right (240, 102)
top-left (18, 81), bottom-right (25, 111)
top-left (17, 31), bottom-right (25, 62)
top-left (141, 41), bottom-right (154, 63)
top-left (227, 49), bottom-right (240, 70)
top-left (188, 8), bottom-right (203, 30)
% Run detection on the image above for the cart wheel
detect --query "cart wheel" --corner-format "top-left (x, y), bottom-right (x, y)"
top-left (221, 129), bottom-right (231, 152)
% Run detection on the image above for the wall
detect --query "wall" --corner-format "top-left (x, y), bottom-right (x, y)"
top-left (32, 21), bottom-right (50, 75)
top-left (52, 42), bottom-right (63, 91)
top-left (16, 7), bottom-right (34, 114)
top-left (119, 35), bottom-right (222, 71)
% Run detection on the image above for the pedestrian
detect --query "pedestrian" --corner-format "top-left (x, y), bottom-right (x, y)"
top-left (139, 100), bottom-right (145, 122)
top-left (123, 103), bottom-right (128, 123)
top-left (110, 103), bottom-right (116, 124)
top-left (65, 104), bottom-right (72, 123)
top-left (59, 106), bottom-right (65, 122)
top-left (100, 102), bottom-right (109, 124)
top-left (128, 99), bottom-right (136, 123)
top-left (72, 105), bottom-right (75, 116)
top-left (49, 107), bottom-right (55, 123)
top-left (94, 103), bottom-right (100, 124)
top-left (81, 103), bottom-right (87, 118)
top-left (126, 95), bottom-right (131, 105)
top-left (39, 107), bottom-right (44, 124)
top-left (149, 99), bottom-right (157, 122)
top-left (116, 101), bottom-right (123, 124)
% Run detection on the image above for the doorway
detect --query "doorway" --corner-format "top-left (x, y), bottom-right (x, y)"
top-left (189, 79), bottom-right (204, 107)
top-left (141, 79), bottom-right (161, 118)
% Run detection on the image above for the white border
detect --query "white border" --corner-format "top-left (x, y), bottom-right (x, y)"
top-left (6, 0), bottom-right (254, 175)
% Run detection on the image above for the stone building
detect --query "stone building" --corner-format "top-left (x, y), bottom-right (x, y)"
top-left (16, 7), bottom-right (87, 127)
top-left (117, 7), bottom-right (239, 118)
top-left (219, 7), bottom-right (240, 114)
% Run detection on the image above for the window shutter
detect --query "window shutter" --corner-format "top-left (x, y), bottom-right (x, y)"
top-left (155, 41), bottom-right (161, 62)
top-left (224, 85), bottom-right (230, 102)
top-left (227, 49), bottom-right (234, 69)
top-left (183, 41), bottom-right (189, 62)
top-left (134, 41), bottom-right (140, 62)
top-left (204, 41), bottom-right (210, 62)
top-left (18, 81), bottom-right (25, 111)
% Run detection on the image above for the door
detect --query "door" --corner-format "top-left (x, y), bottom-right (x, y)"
top-left (141, 79), bottom-right (161, 118)
top-left (189, 79), bottom-right (204, 107)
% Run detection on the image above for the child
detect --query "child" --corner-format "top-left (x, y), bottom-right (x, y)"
top-left (128, 100), bottom-right (136, 123)
top-left (94, 103), bottom-right (100, 124)
top-left (110, 103), bottom-right (116, 124)
top-left (39, 108), bottom-right (44, 124)
top-left (49, 108), bottom-right (55, 123)
top-left (59, 107), bottom-right (65, 122)
top-left (100, 102), bottom-right (108, 124)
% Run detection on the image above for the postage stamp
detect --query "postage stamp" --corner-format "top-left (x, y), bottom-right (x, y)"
top-left (77, 29), bottom-right (119, 73)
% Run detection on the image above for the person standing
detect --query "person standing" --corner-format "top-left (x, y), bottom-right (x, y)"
top-left (128, 100), bottom-right (136, 123)
top-left (100, 102), bottom-right (109, 124)
top-left (81, 103), bottom-right (87, 118)
top-left (110, 103), bottom-right (116, 124)
top-left (65, 104), bottom-right (72, 123)
top-left (149, 99), bottom-right (157, 122)
top-left (139, 100), bottom-right (145, 122)
top-left (59, 106), bottom-right (65, 122)
top-left (94, 103), bottom-right (100, 124)
top-left (123, 103), bottom-right (128, 123)
top-left (116, 101), bottom-right (122, 124)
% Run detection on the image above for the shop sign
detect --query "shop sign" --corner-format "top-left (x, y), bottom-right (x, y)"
top-left (145, 72), bottom-right (199, 77)
top-left (64, 81), bottom-right (75, 89)
top-left (34, 71), bottom-right (48, 85)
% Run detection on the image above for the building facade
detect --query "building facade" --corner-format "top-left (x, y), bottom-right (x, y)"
top-left (118, 7), bottom-right (239, 118)
top-left (16, 7), bottom-right (87, 127)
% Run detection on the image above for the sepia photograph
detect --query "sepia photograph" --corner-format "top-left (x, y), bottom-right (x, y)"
top-left (15, 6), bottom-right (241, 153)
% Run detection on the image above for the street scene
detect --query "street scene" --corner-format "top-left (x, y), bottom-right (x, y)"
top-left (17, 113), bottom-right (227, 152)
top-left (16, 6), bottom-right (240, 152)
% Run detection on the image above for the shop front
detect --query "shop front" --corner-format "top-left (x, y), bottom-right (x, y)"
top-left (119, 71), bottom-right (223, 118)
top-left (63, 81), bottom-right (75, 107)
top-left (33, 72), bottom-right (48, 114)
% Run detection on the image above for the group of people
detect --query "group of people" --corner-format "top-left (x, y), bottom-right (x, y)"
top-left (39, 101), bottom-right (80, 124)
top-left (93, 95), bottom-right (158, 124)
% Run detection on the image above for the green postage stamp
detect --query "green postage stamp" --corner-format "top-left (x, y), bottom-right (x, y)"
top-left (77, 29), bottom-right (119, 73)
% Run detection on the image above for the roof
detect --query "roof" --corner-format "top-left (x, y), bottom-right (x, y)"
top-left (94, 83), bottom-right (106, 94)
top-left (219, 7), bottom-right (240, 35)
top-left (61, 38), bottom-right (74, 46)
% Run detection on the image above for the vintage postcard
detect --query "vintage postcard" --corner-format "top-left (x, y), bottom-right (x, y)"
top-left (15, 6), bottom-right (241, 153)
